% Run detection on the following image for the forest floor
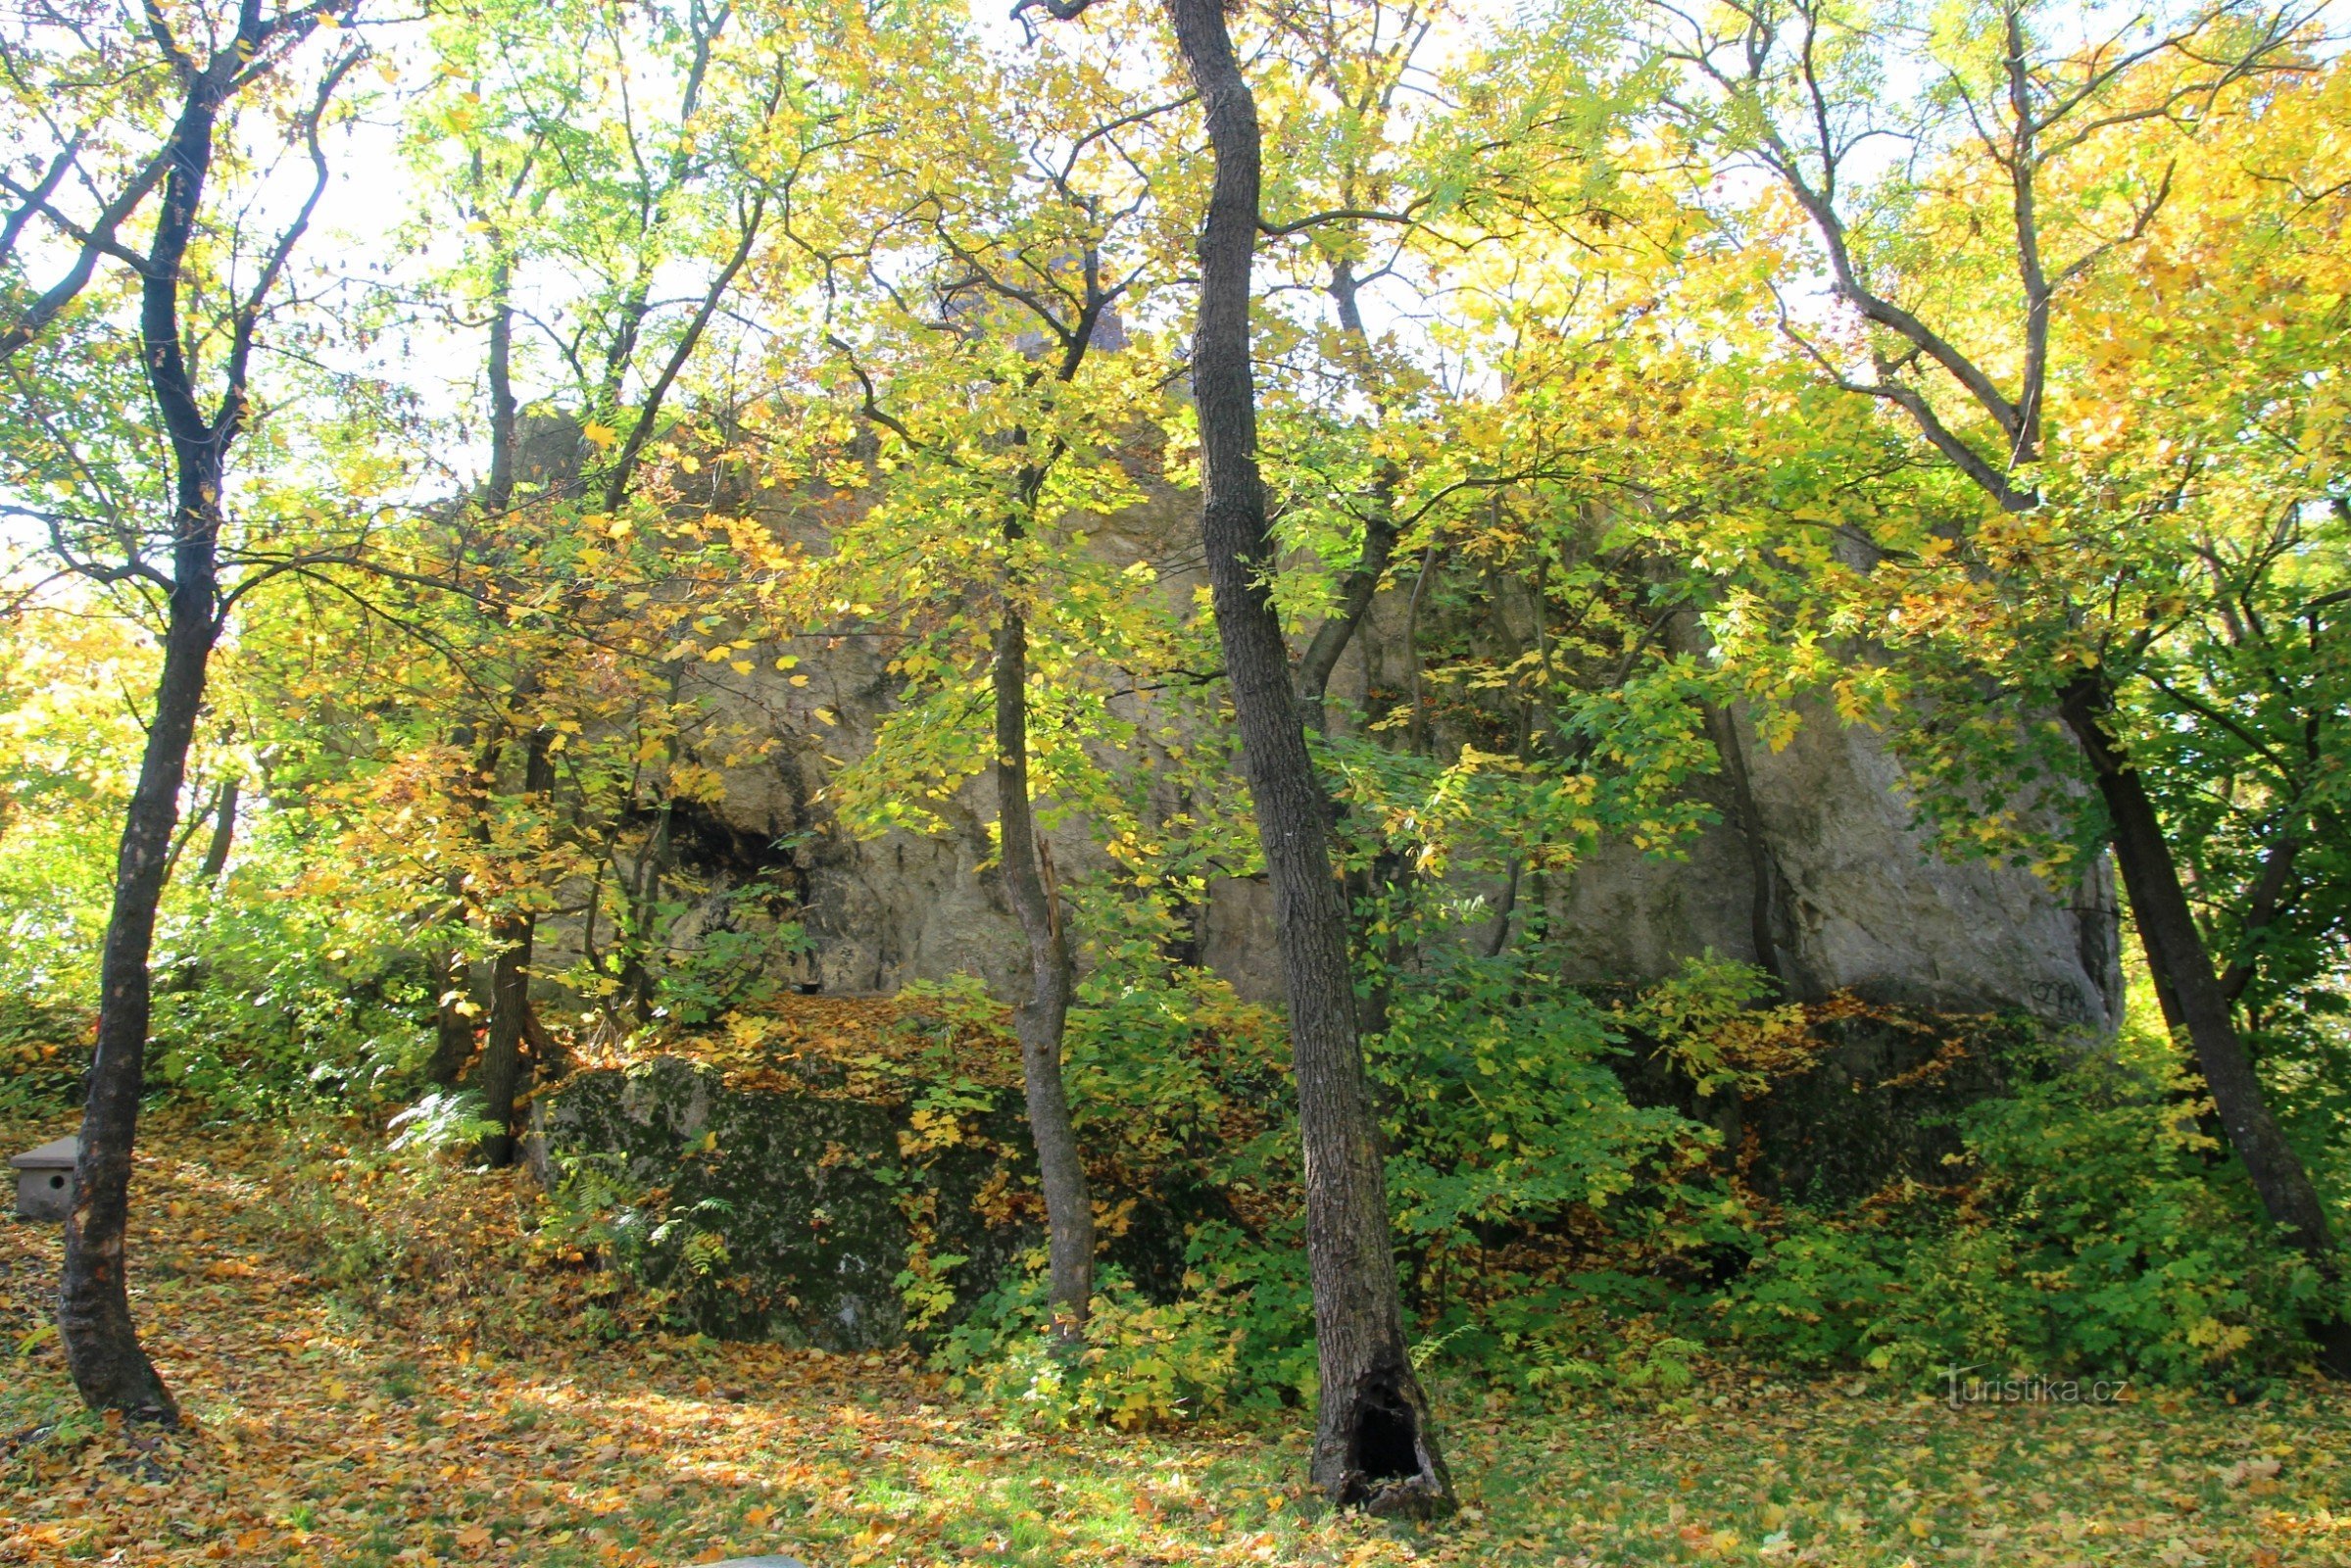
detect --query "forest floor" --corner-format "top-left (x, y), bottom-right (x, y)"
top-left (0, 1109), bottom-right (2344, 1568)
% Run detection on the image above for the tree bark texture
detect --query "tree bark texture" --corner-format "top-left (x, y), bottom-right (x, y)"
top-left (467, 265), bottom-right (541, 1148)
top-left (477, 729), bottom-right (555, 1167)
top-left (1167, 0), bottom-right (1452, 1513)
top-left (995, 609), bottom-right (1094, 1335)
top-left (2059, 674), bottom-right (2351, 1372)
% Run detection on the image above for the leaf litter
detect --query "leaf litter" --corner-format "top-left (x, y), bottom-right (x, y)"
top-left (2, 1111), bottom-right (2345, 1567)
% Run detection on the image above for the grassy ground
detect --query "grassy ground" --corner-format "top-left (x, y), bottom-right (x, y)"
top-left (1, 1110), bottom-right (2345, 1567)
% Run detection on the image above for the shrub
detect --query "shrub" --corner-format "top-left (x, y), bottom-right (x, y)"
top-left (1373, 946), bottom-right (1712, 1258)
top-left (932, 1259), bottom-right (1247, 1429)
top-left (1720, 1030), bottom-right (2341, 1385)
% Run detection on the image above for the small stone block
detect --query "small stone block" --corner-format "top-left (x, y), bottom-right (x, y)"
top-left (11, 1136), bottom-right (77, 1222)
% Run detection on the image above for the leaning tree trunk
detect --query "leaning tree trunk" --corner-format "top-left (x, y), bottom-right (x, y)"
top-left (59, 39), bottom-right (251, 1423)
top-left (995, 608), bottom-right (1094, 1336)
top-left (1167, 0), bottom-right (1452, 1514)
top-left (60, 467), bottom-right (220, 1425)
top-left (53, 0), bottom-right (348, 1422)
top-left (476, 728), bottom-right (554, 1167)
top-left (2059, 673), bottom-right (2351, 1374)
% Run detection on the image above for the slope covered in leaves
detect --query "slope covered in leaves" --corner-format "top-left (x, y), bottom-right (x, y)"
top-left (2, 1112), bottom-right (2346, 1567)
top-left (560, 992), bottom-right (1025, 1103)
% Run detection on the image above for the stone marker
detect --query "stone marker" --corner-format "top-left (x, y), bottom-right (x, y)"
top-left (11, 1135), bottom-right (76, 1221)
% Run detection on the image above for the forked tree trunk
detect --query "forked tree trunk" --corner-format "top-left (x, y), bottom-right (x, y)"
top-left (476, 729), bottom-right (554, 1166)
top-left (1167, 0), bottom-right (1452, 1514)
top-left (995, 609), bottom-right (1094, 1335)
top-left (2060, 673), bottom-right (2351, 1374)
top-left (60, 30), bottom-right (256, 1423)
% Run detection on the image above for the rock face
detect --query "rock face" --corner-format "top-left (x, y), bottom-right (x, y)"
top-left (510, 416), bottom-right (2118, 1030)
top-left (530, 997), bottom-right (1198, 1346)
top-left (1739, 713), bottom-right (2121, 1026)
top-left (1541, 708), bottom-right (2122, 1029)
top-left (669, 559), bottom-right (2121, 1032)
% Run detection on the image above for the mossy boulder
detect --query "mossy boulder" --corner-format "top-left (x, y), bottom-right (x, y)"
top-left (532, 993), bottom-right (1185, 1348)
top-left (539, 1053), bottom-right (1042, 1348)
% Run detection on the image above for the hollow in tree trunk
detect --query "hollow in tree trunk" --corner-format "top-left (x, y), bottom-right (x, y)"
top-left (2059, 672), bottom-right (2351, 1375)
top-left (1167, 0), bottom-right (1452, 1513)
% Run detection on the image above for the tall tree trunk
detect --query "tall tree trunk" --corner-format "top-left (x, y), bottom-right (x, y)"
top-left (467, 242), bottom-right (540, 1147)
top-left (2059, 673), bottom-right (2351, 1373)
top-left (476, 728), bottom-right (554, 1167)
top-left (435, 242), bottom-right (518, 1085)
top-left (53, 0), bottom-right (346, 1422)
top-left (60, 26), bottom-right (251, 1422)
top-left (61, 466), bottom-right (219, 1425)
top-left (995, 609), bottom-right (1093, 1336)
top-left (484, 249), bottom-right (516, 514)
top-left (1167, 0), bottom-right (1452, 1514)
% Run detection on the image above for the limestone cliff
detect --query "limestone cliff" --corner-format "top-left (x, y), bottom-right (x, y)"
top-left (513, 418), bottom-right (2120, 1031)
top-left (669, 562), bottom-right (2122, 1031)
